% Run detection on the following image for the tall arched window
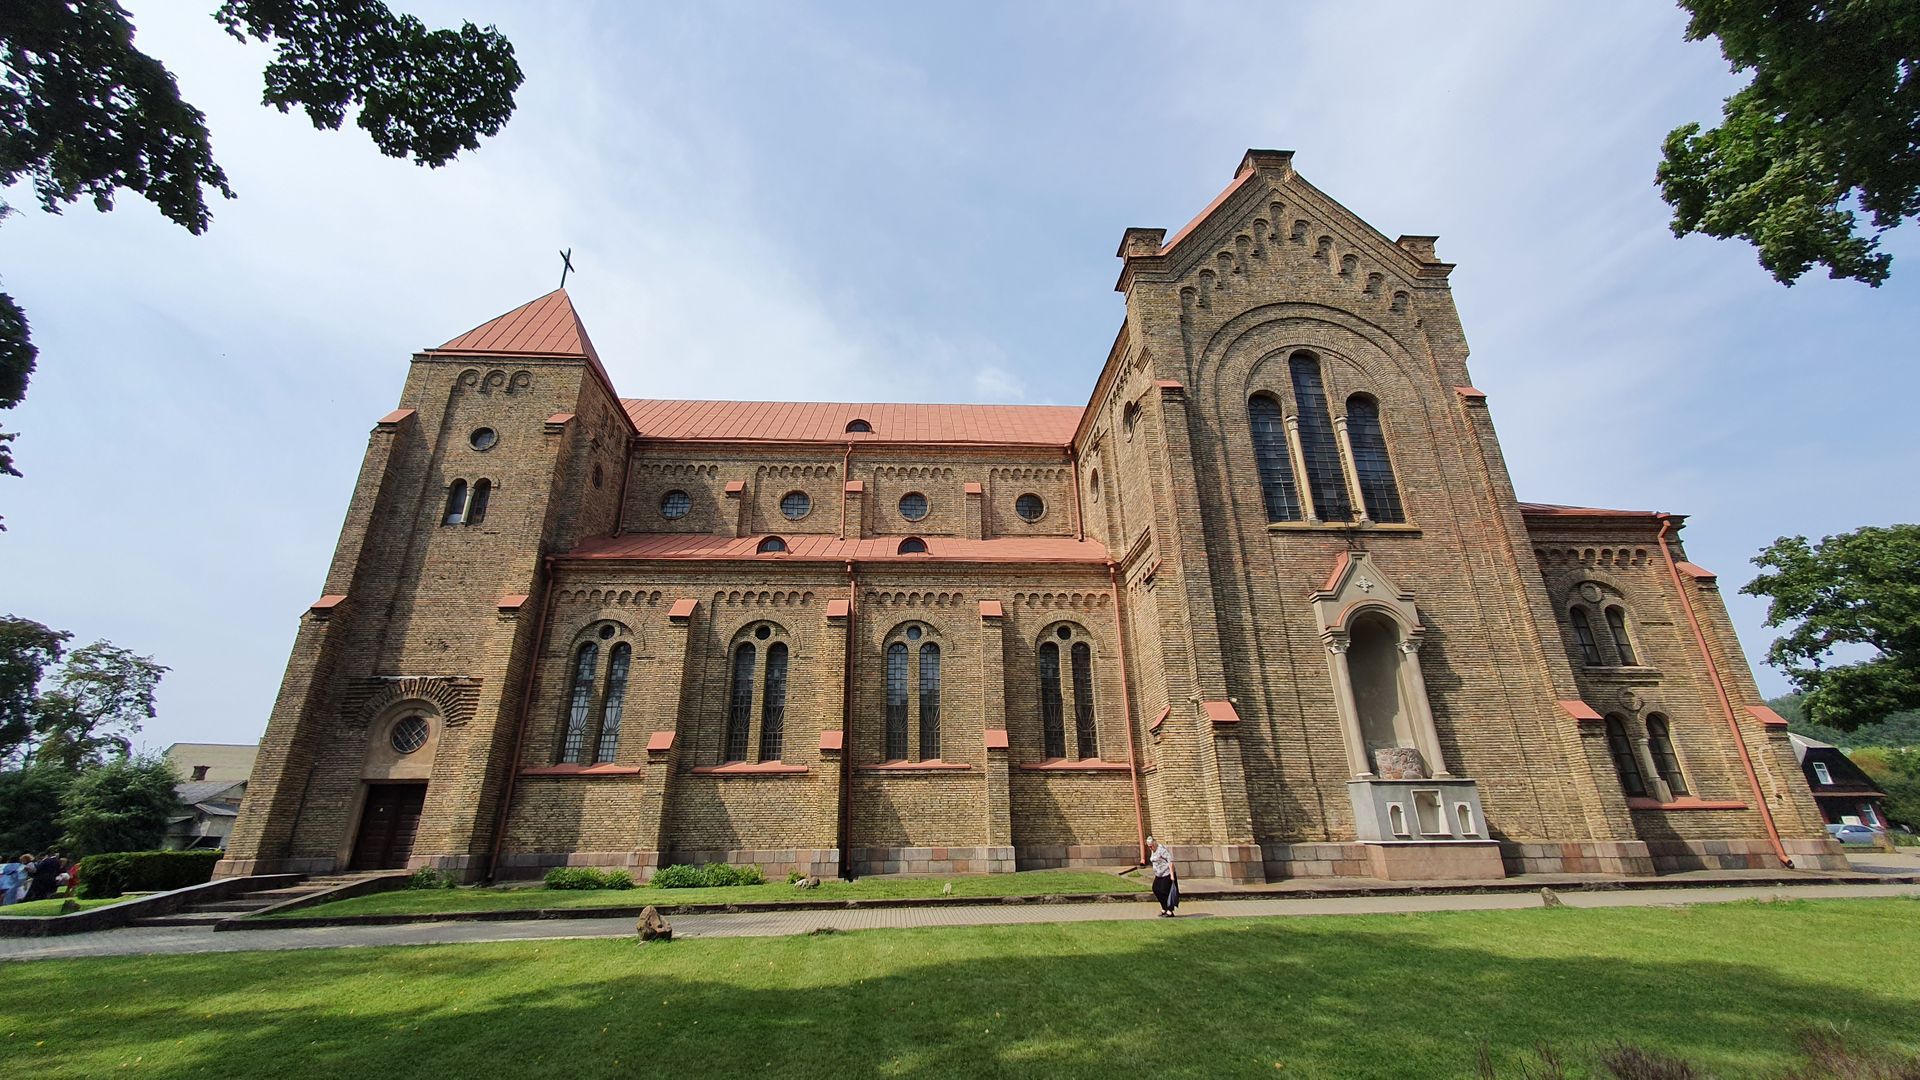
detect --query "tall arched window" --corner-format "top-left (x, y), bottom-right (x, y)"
top-left (1070, 641), bottom-right (1097, 758)
top-left (444, 479), bottom-right (468, 525)
top-left (594, 643), bottom-right (630, 763)
top-left (1345, 395), bottom-right (1403, 523)
top-left (918, 643), bottom-right (941, 760)
top-left (1605, 606), bottom-right (1637, 666)
top-left (1646, 715), bottom-right (1688, 796)
top-left (1248, 394), bottom-right (1302, 522)
top-left (466, 479), bottom-right (492, 525)
top-left (725, 643), bottom-right (755, 762)
top-left (1603, 714), bottom-right (1646, 797)
top-left (1570, 608), bottom-right (1603, 665)
top-left (759, 642), bottom-right (788, 761)
top-left (560, 641), bottom-right (598, 764)
top-left (1038, 641), bottom-right (1066, 758)
top-left (1289, 353), bottom-right (1351, 521)
top-left (884, 642), bottom-right (909, 761)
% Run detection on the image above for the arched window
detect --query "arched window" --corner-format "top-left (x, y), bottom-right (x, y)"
top-left (1345, 395), bottom-right (1403, 523)
top-left (1603, 714), bottom-right (1646, 797)
top-left (1645, 715), bottom-right (1688, 796)
top-left (1289, 354), bottom-right (1351, 521)
top-left (725, 643), bottom-right (755, 762)
top-left (1038, 641), bottom-right (1066, 758)
top-left (1070, 641), bottom-right (1096, 758)
top-left (757, 536), bottom-right (787, 554)
top-left (1248, 394), bottom-right (1302, 522)
top-left (560, 641), bottom-right (598, 764)
top-left (1570, 608), bottom-right (1603, 665)
top-left (444, 479), bottom-right (468, 525)
top-left (759, 642), bottom-right (788, 761)
top-left (918, 643), bottom-right (941, 759)
top-left (1122, 401), bottom-right (1140, 440)
top-left (846, 419), bottom-right (872, 433)
top-left (897, 537), bottom-right (927, 554)
top-left (466, 479), bottom-right (492, 525)
top-left (884, 642), bottom-right (909, 761)
top-left (594, 643), bottom-right (630, 763)
top-left (1605, 606), bottom-right (1637, 666)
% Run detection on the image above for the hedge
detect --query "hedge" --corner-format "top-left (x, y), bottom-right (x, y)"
top-left (77, 850), bottom-right (223, 899)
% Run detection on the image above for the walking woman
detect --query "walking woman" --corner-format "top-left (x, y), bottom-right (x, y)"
top-left (1147, 836), bottom-right (1179, 917)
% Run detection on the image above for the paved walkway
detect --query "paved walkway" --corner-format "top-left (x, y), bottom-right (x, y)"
top-left (4, 880), bottom-right (1916, 963)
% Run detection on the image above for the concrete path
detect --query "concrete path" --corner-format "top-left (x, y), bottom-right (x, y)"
top-left (4, 880), bottom-right (1916, 963)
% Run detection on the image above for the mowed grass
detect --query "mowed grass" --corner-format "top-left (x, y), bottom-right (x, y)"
top-left (0, 895), bottom-right (140, 917)
top-left (5, 899), bottom-right (1920, 1078)
top-left (274, 869), bottom-right (1147, 918)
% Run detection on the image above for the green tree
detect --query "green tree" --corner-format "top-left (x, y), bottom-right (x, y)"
top-left (1656, 1), bottom-right (1920, 286)
top-left (56, 753), bottom-right (181, 855)
top-left (28, 641), bottom-right (167, 770)
top-left (0, 615), bottom-right (70, 764)
top-left (0, 764), bottom-right (70, 855)
top-left (1744, 524), bottom-right (1920, 730)
top-left (0, 0), bottom-right (522, 518)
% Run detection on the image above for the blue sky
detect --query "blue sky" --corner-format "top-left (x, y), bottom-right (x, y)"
top-left (2, 1), bottom-right (1915, 750)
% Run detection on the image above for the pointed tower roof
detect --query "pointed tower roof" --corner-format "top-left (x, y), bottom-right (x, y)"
top-left (432, 288), bottom-right (602, 364)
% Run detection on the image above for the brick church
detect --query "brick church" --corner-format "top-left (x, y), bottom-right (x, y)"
top-left (218, 151), bottom-right (1847, 884)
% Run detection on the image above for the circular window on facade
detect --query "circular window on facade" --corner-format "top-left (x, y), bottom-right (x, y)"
top-left (1015, 493), bottom-right (1045, 522)
top-left (781, 491), bottom-right (811, 520)
top-left (754, 624), bottom-right (772, 640)
top-left (470, 427), bottom-right (498, 451)
top-left (661, 490), bottom-right (692, 519)
top-left (391, 715), bottom-right (430, 755)
top-left (598, 624), bottom-right (617, 640)
top-left (905, 625), bottom-right (922, 641)
top-left (899, 492), bottom-right (929, 521)
top-left (1056, 625), bottom-right (1072, 640)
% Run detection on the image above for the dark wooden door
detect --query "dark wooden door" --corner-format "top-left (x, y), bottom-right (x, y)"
top-left (350, 783), bottom-right (427, 870)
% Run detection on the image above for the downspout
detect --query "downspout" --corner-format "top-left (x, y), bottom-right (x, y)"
top-left (613, 435), bottom-right (636, 536)
top-left (837, 562), bottom-right (857, 879)
top-left (486, 554), bottom-right (559, 880)
top-left (1656, 514), bottom-right (1792, 868)
top-left (1107, 561), bottom-right (1148, 865)
top-left (1069, 445), bottom-right (1085, 542)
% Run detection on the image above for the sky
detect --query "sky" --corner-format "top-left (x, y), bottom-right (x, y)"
top-left (2, 1), bottom-right (1915, 752)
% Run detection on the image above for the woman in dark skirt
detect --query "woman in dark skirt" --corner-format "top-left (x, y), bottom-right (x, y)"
top-left (1147, 836), bottom-right (1179, 917)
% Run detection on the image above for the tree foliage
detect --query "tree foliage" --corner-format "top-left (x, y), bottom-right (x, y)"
top-left (0, 764), bottom-right (70, 855)
top-left (1657, 1), bottom-right (1920, 285)
top-left (56, 753), bottom-right (181, 855)
top-left (1744, 524), bottom-right (1920, 729)
top-left (0, 615), bottom-right (70, 765)
top-left (29, 641), bottom-right (168, 770)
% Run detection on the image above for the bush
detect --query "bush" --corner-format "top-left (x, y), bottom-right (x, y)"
top-left (788, 869), bottom-right (804, 884)
top-left (651, 862), bottom-right (765, 888)
top-left (648, 864), bottom-right (703, 889)
top-left (541, 866), bottom-right (635, 891)
top-left (405, 867), bottom-right (457, 890)
top-left (76, 849), bottom-right (221, 899)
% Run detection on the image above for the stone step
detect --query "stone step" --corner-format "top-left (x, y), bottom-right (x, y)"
top-left (239, 888), bottom-right (331, 902)
top-left (185, 900), bottom-right (277, 913)
top-left (131, 912), bottom-right (234, 927)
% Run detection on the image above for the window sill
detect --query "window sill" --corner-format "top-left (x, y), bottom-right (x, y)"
top-left (862, 759), bottom-right (972, 772)
top-left (1626, 797), bottom-right (1748, 811)
top-left (519, 764), bottom-right (643, 778)
top-left (1267, 521), bottom-right (1419, 535)
top-left (1580, 665), bottom-right (1665, 679)
top-left (690, 762), bottom-right (810, 776)
top-left (1018, 758), bottom-right (1132, 772)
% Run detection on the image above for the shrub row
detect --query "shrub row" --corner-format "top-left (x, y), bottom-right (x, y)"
top-left (649, 863), bottom-right (766, 889)
top-left (76, 850), bottom-right (223, 899)
top-left (543, 866), bottom-right (635, 891)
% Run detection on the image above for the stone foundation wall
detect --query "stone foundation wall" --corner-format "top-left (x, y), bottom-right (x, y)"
top-left (1644, 837), bottom-right (1850, 873)
top-left (850, 845), bottom-right (1015, 875)
top-left (1499, 840), bottom-right (1656, 877)
top-left (1013, 842), bottom-right (1138, 871)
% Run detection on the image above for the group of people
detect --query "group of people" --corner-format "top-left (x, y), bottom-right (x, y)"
top-left (0, 851), bottom-right (76, 905)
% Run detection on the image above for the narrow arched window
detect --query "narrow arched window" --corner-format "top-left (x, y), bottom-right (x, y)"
top-left (757, 536), bottom-right (787, 554)
top-left (885, 642), bottom-right (909, 761)
top-left (1289, 354), bottom-right (1351, 521)
top-left (594, 643), bottom-right (630, 763)
top-left (1570, 607), bottom-right (1603, 665)
top-left (444, 479), bottom-right (468, 525)
top-left (560, 641), bottom-right (598, 764)
top-left (1248, 394), bottom-right (1302, 522)
top-left (1345, 395), bottom-right (1403, 523)
top-left (759, 642), bottom-right (788, 761)
top-left (918, 643), bottom-right (941, 760)
top-left (466, 479), bottom-right (492, 525)
top-left (1605, 606), bottom-right (1637, 666)
top-left (1038, 641), bottom-right (1065, 758)
top-left (725, 643), bottom-right (755, 762)
top-left (1070, 641), bottom-right (1096, 758)
top-left (1646, 715), bottom-right (1688, 796)
top-left (1603, 714), bottom-right (1646, 797)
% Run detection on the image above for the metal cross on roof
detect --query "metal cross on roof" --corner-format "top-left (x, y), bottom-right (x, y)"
top-left (558, 248), bottom-right (576, 288)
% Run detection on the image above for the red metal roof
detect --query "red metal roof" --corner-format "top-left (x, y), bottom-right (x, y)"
top-left (433, 288), bottom-right (601, 361)
top-left (564, 532), bottom-right (1109, 564)
top-left (1518, 502), bottom-right (1664, 519)
top-left (620, 399), bottom-right (1083, 446)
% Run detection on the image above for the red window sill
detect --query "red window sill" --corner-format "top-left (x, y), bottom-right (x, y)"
top-left (1019, 758), bottom-right (1132, 772)
top-left (519, 764), bottom-right (643, 778)
top-left (862, 759), bottom-right (972, 771)
top-left (1626, 797), bottom-right (1749, 811)
top-left (689, 762), bottom-right (810, 776)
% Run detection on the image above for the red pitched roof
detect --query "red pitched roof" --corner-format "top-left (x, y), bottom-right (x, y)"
top-left (433, 288), bottom-right (601, 361)
top-left (564, 533), bottom-right (1109, 564)
top-left (1518, 502), bottom-right (1665, 519)
top-left (620, 400), bottom-right (1083, 446)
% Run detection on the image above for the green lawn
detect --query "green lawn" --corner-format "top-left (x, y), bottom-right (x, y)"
top-left (0, 895), bottom-right (140, 917)
top-left (273, 869), bottom-right (1147, 919)
top-left (4, 899), bottom-right (1919, 1077)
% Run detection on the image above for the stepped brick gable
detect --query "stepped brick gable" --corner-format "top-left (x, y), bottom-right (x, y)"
top-left (219, 152), bottom-right (1845, 883)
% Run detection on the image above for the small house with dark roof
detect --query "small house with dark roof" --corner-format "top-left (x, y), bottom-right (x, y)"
top-left (1790, 733), bottom-right (1889, 831)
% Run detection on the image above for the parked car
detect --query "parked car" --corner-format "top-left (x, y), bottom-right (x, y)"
top-left (1827, 823), bottom-right (1880, 845)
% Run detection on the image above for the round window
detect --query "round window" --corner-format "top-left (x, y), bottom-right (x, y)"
top-left (905, 625), bottom-right (922, 641)
top-left (598, 624), bottom-right (616, 640)
top-left (758, 536), bottom-right (787, 553)
top-left (899, 492), bottom-right (929, 521)
top-left (391, 716), bottom-right (430, 755)
top-left (1016, 493), bottom-right (1045, 522)
top-left (661, 490), bottom-right (691, 519)
top-left (781, 491), bottom-right (811, 520)
top-left (469, 427), bottom-right (498, 451)
top-left (1056, 625), bottom-right (1072, 640)
top-left (755, 624), bottom-right (772, 640)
